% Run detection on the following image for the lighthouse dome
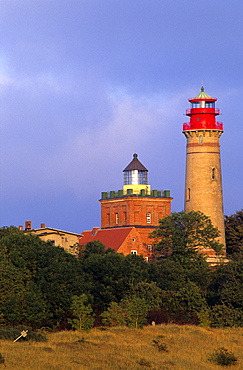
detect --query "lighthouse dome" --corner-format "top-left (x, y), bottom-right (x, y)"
top-left (123, 153), bottom-right (148, 186)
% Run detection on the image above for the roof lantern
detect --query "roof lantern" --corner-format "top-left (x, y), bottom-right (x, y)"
top-left (183, 87), bottom-right (223, 132)
top-left (123, 153), bottom-right (148, 185)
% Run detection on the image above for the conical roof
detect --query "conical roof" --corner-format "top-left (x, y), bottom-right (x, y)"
top-left (193, 86), bottom-right (213, 99)
top-left (123, 153), bottom-right (148, 172)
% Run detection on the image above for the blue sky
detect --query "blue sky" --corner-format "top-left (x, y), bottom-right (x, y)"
top-left (1, 0), bottom-right (242, 233)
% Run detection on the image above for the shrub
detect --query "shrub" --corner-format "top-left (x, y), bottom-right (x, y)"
top-left (0, 353), bottom-right (5, 365)
top-left (208, 347), bottom-right (238, 366)
top-left (152, 338), bottom-right (169, 352)
top-left (137, 358), bottom-right (151, 367)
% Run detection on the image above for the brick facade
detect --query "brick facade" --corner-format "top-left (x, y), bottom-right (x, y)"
top-left (100, 195), bottom-right (171, 229)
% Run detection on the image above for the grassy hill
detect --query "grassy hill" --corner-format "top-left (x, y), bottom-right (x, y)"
top-left (0, 324), bottom-right (242, 369)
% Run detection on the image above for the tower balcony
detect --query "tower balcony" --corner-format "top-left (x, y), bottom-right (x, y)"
top-left (186, 107), bottom-right (220, 116)
top-left (183, 121), bottom-right (224, 131)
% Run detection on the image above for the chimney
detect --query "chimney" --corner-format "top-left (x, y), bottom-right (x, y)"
top-left (40, 223), bottom-right (46, 228)
top-left (18, 225), bottom-right (23, 231)
top-left (92, 227), bottom-right (99, 236)
top-left (25, 221), bottom-right (32, 230)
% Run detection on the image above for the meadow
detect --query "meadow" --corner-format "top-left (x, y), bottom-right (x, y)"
top-left (0, 325), bottom-right (242, 369)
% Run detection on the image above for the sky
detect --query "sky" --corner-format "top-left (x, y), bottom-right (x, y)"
top-left (1, 0), bottom-right (242, 234)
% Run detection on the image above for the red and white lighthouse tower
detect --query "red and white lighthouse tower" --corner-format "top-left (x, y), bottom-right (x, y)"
top-left (183, 87), bottom-right (226, 259)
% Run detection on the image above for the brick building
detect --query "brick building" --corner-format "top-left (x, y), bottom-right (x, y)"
top-left (80, 154), bottom-right (172, 259)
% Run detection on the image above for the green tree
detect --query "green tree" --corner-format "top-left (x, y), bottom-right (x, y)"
top-left (68, 294), bottom-right (94, 331)
top-left (125, 281), bottom-right (162, 310)
top-left (101, 302), bottom-right (126, 327)
top-left (150, 211), bottom-right (223, 264)
top-left (225, 209), bottom-right (243, 258)
top-left (0, 227), bottom-right (86, 328)
top-left (122, 297), bottom-right (149, 329)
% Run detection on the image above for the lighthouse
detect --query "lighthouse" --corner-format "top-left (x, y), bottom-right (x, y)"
top-left (183, 87), bottom-right (226, 257)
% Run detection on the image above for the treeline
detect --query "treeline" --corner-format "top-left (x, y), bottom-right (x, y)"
top-left (0, 210), bottom-right (242, 330)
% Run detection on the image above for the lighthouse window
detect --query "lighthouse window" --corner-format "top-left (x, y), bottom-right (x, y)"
top-left (212, 168), bottom-right (216, 180)
top-left (191, 102), bottom-right (200, 108)
top-left (199, 135), bottom-right (203, 145)
top-left (205, 102), bottom-right (215, 108)
top-left (186, 188), bottom-right (191, 201)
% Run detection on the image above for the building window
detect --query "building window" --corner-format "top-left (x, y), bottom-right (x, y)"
top-left (144, 257), bottom-right (149, 262)
top-left (212, 168), bottom-right (216, 180)
top-left (146, 213), bottom-right (151, 224)
top-left (115, 213), bottom-right (119, 224)
top-left (131, 250), bottom-right (137, 255)
top-left (106, 213), bottom-right (110, 225)
top-left (147, 245), bottom-right (152, 251)
top-left (132, 238), bottom-right (136, 242)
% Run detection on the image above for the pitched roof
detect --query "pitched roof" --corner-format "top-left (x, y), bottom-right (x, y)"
top-left (25, 227), bottom-right (81, 237)
top-left (123, 153), bottom-right (148, 172)
top-left (80, 227), bottom-right (134, 252)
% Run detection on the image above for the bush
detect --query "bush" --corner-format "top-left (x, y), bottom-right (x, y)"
top-left (208, 347), bottom-right (238, 366)
top-left (152, 338), bottom-right (169, 352)
top-left (137, 358), bottom-right (151, 367)
top-left (0, 353), bottom-right (5, 365)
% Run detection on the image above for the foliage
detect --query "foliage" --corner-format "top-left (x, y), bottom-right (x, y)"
top-left (137, 358), bottom-right (152, 367)
top-left (152, 338), bottom-right (169, 352)
top-left (150, 211), bottom-right (223, 263)
top-left (207, 259), bottom-right (243, 311)
top-left (68, 294), bottom-right (94, 331)
top-left (125, 281), bottom-right (162, 310)
top-left (0, 353), bottom-right (5, 365)
top-left (102, 296), bottom-right (150, 329)
top-left (0, 227), bottom-right (86, 328)
top-left (79, 240), bottom-right (115, 259)
top-left (208, 347), bottom-right (238, 366)
top-left (210, 305), bottom-right (243, 328)
top-left (121, 297), bottom-right (149, 329)
top-left (101, 302), bottom-right (126, 327)
top-left (225, 209), bottom-right (243, 258)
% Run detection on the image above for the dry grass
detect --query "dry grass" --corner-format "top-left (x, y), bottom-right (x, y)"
top-left (0, 325), bottom-right (242, 369)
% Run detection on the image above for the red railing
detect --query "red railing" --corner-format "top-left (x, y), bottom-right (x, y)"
top-left (186, 108), bottom-right (220, 115)
top-left (183, 122), bottom-right (224, 131)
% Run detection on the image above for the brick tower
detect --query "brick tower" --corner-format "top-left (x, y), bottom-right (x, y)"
top-left (100, 154), bottom-right (172, 243)
top-left (183, 87), bottom-right (226, 258)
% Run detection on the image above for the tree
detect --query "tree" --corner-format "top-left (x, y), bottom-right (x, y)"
top-left (225, 209), bottom-right (243, 258)
top-left (125, 281), bottom-right (162, 310)
top-left (68, 294), bottom-right (94, 331)
top-left (101, 302), bottom-right (126, 327)
top-left (0, 227), bottom-right (86, 328)
top-left (150, 211), bottom-right (223, 264)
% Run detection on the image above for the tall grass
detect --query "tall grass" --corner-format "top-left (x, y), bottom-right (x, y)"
top-left (0, 325), bottom-right (242, 369)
